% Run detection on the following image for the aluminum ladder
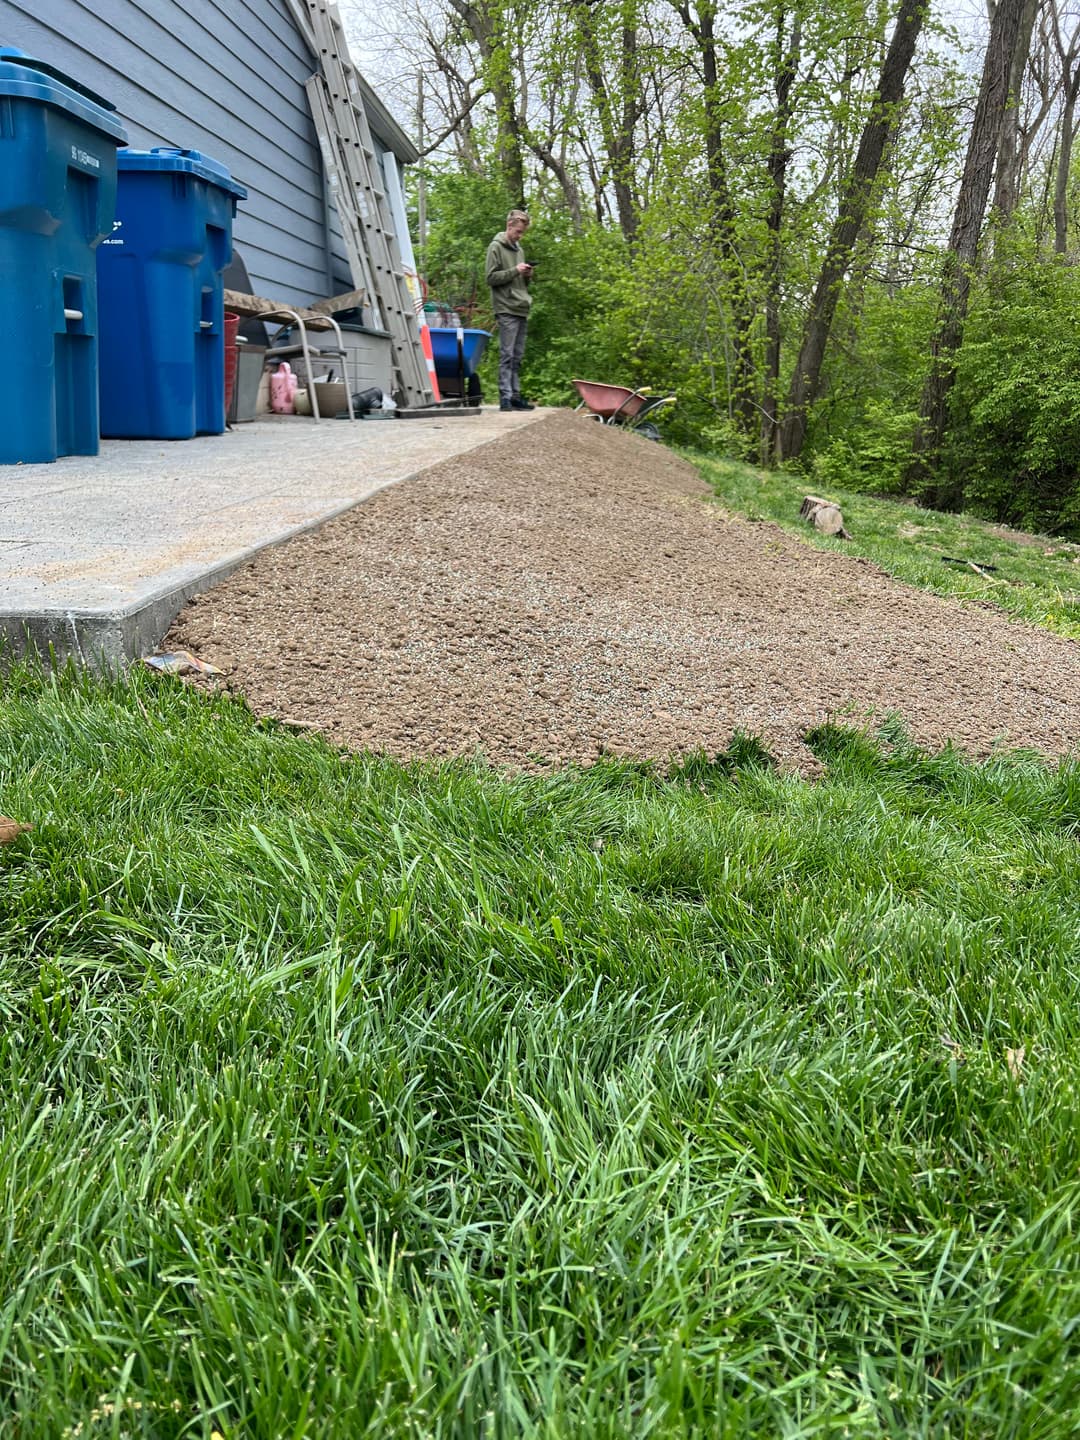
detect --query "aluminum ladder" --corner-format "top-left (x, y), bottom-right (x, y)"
top-left (291, 0), bottom-right (436, 410)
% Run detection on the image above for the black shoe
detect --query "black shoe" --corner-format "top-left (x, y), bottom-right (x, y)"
top-left (499, 400), bottom-right (513, 411)
top-left (511, 397), bottom-right (535, 411)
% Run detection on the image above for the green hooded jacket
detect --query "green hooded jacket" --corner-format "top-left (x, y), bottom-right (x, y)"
top-left (485, 231), bottom-right (533, 318)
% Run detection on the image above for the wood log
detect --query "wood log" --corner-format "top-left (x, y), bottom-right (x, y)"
top-left (307, 289), bottom-right (368, 315)
top-left (800, 494), bottom-right (850, 539)
top-left (223, 290), bottom-right (355, 329)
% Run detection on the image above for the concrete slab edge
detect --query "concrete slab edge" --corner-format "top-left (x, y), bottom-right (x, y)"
top-left (0, 412), bottom-right (548, 671)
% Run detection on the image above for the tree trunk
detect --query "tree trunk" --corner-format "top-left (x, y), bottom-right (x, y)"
top-left (1051, 5), bottom-right (1080, 255)
top-left (760, 7), bottom-right (801, 464)
top-left (992, 0), bottom-right (1039, 220)
top-left (1054, 83), bottom-right (1079, 252)
top-left (571, 0), bottom-right (643, 243)
top-left (498, 87), bottom-right (526, 206)
top-left (447, 0), bottom-right (527, 203)
top-left (692, 4), bottom-right (759, 437)
top-left (614, 7), bottom-right (642, 243)
top-left (777, 1), bottom-right (926, 461)
top-left (528, 141), bottom-right (586, 230)
top-left (907, 0), bottom-right (1030, 492)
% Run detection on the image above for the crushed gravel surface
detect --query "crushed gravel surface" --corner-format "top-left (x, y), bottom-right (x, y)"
top-left (166, 411), bottom-right (1080, 775)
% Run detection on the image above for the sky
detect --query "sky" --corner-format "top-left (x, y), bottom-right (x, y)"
top-left (337, 0), bottom-right (992, 147)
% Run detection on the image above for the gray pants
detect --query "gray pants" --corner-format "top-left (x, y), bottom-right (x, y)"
top-left (497, 314), bottom-right (528, 402)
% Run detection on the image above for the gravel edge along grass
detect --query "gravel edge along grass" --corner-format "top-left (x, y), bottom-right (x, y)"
top-left (1, 657), bottom-right (1080, 1436)
top-left (692, 452), bottom-right (1080, 641)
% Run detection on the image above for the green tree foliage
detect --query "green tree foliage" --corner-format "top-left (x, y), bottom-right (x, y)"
top-left (413, 166), bottom-right (515, 322)
top-left (418, 166), bottom-right (637, 410)
top-left (941, 250), bottom-right (1080, 537)
top-left (404, 0), bottom-right (1080, 535)
top-left (801, 277), bottom-right (938, 492)
top-left (798, 249), bottom-right (1080, 541)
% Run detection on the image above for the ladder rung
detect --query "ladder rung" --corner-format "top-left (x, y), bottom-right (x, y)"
top-left (302, 3), bottom-right (434, 407)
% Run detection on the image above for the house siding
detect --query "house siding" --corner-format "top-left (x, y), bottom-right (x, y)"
top-left (0, 0), bottom-right (358, 304)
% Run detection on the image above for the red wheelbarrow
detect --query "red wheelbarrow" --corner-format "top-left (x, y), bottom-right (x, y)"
top-left (571, 379), bottom-right (676, 439)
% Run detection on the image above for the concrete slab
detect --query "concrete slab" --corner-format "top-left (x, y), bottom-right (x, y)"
top-left (0, 407), bottom-right (546, 667)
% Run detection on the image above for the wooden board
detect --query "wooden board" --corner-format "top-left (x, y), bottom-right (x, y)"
top-left (308, 289), bottom-right (368, 315)
top-left (224, 290), bottom-right (349, 329)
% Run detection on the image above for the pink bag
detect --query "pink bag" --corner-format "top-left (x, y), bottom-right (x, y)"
top-left (270, 362), bottom-right (298, 414)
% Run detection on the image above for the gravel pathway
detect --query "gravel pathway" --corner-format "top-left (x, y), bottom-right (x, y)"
top-left (166, 411), bottom-right (1080, 774)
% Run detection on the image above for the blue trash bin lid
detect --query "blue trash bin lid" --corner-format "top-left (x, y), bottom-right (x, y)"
top-left (0, 46), bottom-right (127, 143)
top-left (118, 148), bottom-right (248, 200)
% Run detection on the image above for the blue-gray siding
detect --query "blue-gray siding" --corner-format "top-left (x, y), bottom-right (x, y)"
top-left (1, 0), bottom-right (362, 304)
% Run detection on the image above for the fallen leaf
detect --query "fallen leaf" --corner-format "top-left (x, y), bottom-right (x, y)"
top-left (0, 817), bottom-right (32, 845)
top-left (1005, 1046), bottom-right (1025, 1082)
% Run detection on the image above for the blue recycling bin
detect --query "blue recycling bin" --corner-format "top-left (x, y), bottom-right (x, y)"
top-left (97, 148), bottom-right (247, 439)
top-left (0, 47), bottom-right (127, 464)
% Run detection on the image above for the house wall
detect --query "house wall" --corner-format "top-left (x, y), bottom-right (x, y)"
top-left (0, 0), bottom-right (362, 305)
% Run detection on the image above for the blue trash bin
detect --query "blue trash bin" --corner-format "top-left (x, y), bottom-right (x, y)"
top-left (0, 46), bottom-right (127, 464)
top-left (97, 148), bottom-right (247, 439)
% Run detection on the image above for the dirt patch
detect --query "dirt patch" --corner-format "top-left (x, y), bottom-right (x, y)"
top-left (986, 522), bottom-right (1080, 556)
top-left (166, 412), bottom-right (1080, 775)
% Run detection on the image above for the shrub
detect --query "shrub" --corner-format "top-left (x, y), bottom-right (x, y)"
top-left (941, 254), bottom-right (1080, 538)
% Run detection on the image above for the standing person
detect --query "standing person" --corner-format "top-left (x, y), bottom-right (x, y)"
top-left (485, 209), bottom-right (535, 411)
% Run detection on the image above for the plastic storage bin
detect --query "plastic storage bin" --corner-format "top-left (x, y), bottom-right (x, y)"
top-left (228, 342), bottom-right (267, 424)
top-left (0, 46), bottom-right (127, 464)
top-left (97, 148), bottom-right (247, 439)
top-left (223, 309), bottom-right (240, 417)
top-left (226, 308), bottom-right (269, 425)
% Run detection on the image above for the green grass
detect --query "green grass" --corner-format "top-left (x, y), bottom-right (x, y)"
top-left (1, 659), bottom-right (1080, 1436)
top-left (692, 454), bottom-right (1080, 640)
